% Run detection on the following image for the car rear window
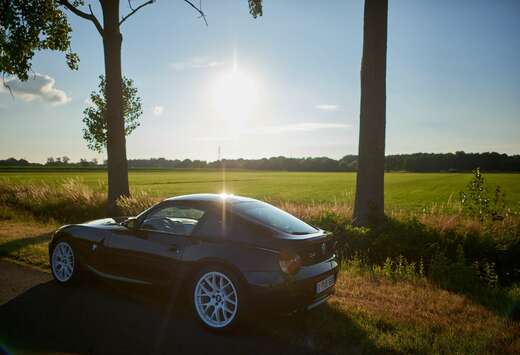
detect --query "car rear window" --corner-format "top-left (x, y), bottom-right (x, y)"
top-left (233, 201), bottom-right (318, 235)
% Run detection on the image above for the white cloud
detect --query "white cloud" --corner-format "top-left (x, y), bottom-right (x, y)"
top-left (170, 56), bottom-right (225, 71)
top-left (152, 105), bottom-right (164, 116)
top-left (315, 104), bottom-right (339, 111)
top-left (0, 103), bottom-right (7, 109)
top-left (0, 73), bottom-right (70, 105)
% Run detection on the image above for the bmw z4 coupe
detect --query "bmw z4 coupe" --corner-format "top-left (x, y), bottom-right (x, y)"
top-left (49, 194), bottom-right (338, 330)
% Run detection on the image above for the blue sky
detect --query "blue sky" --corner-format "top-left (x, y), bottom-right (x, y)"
top-left (1, 0), bottom-right (519, 163)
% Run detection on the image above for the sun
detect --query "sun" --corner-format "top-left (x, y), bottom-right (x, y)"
top-left (212, 67), bottom-right (258, 123)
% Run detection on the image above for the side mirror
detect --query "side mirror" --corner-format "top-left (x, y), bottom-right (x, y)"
top-left (123, 217), bottom-right (139, 230)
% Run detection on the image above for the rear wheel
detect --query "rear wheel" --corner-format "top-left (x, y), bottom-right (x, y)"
top-left (192, 267), bottom-right (244, 331)
top-left (51, 240), bottom-right (79, 284)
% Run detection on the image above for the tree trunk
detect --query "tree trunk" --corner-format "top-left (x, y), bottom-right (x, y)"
top-left (353, 0), bottom-right (388, 226)
top-left (101, 0), bottom-right (129, 215)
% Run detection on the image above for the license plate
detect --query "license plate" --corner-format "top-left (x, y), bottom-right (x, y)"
top-left (316, 275), bottom-right (335, 294)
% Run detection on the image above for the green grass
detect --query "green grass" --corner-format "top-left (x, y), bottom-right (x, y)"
top-left (1, 169), bottom-right (519, 353)
top-left (1, 169), bottom-right (519, 212)
top-left (0, 209), bottom-right (56, 269)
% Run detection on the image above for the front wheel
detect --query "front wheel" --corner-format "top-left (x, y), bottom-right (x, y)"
top-left (192, 268), bottom-right (244, 331)
top-left (50, 240), bottom-right (79, 284)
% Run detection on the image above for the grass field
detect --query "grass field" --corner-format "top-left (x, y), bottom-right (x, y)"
top-left (1, 169), bottom-right (519, 212)
top-left (1, 169), bottom-right (519, 353)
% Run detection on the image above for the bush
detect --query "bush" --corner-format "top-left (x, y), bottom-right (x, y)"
top-left (299, 211), bottom-right (520, 287)
top-left (460, 167), bottom-right (510, 221)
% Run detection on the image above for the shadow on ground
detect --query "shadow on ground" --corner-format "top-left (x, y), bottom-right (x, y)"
top-left (0, 233), bottom-right (52, 258)
top-left (0, 277), bottom-right (375, 355)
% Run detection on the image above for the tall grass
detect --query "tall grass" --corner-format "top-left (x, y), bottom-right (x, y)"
top-left (0, 178), bottom-right (158, 222)
top-left (1, 178), bottom-right (519, 288)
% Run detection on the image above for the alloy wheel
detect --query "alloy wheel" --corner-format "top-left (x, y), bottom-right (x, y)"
top-left (194, 271), bottom-right (238, 328)
top-left (51, 241), bottom-right (75, 282)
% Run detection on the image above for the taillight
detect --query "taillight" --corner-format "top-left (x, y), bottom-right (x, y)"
top-left (279, 250), bottom-right (302, 274)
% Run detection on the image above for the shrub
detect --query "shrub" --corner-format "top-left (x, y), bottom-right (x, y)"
top-left (460, 167), bottom-right (509, 222)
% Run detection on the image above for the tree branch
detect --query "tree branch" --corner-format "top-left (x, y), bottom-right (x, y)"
top-left (120, 0), bottom-right (155, 26)
top-left (2, 74), bottom-right (14, 100)
top-left (184, 0), bottom-right (208, 26)
top-left (59, 0), bottom-right (103, 35)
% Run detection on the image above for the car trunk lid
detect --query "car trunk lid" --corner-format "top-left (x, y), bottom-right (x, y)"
top-left (273, 230), bottom-right (336, 266)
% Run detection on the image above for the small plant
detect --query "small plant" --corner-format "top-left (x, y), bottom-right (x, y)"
top-left (477, 261), bottom-right (499, 288)
top-left (382, 257), bottom-right (393, 278)
top-left (459, 167), bottom-right (509, 222)
top-left (418, 257), bottom-right (425, 278)
top-left (359, 255), bottom-right (425, 282)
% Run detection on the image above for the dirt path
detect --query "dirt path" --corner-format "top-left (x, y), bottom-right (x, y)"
top-left (0, 259), bottom-right (316, 355)
top-left (0, 259), bottom-right (51, 304)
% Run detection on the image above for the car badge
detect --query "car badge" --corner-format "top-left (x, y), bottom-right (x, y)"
top-left (92, 244), bottom-right (97, 252)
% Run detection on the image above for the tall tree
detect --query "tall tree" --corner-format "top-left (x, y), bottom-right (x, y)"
top-left (83, 75), bottom-right (142, 154)
top-left (1, 0), bottom-right (263, 214)
top-left (353, 0), bottom-right (388, 226)
top-left (59, 0), bottom-right (192, 214)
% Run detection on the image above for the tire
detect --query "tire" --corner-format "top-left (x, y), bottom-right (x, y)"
top-left (192, 266), bottom-right (246, 331)
top-left (50, 240), bottom-right (80, 284)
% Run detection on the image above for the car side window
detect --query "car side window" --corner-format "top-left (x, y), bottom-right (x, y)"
top-left (141, 205), bottom-right (206, 236)
top-left (194, 210), bottom-right (227, 238)
top-left (229, 215), bottom-right (271, 238)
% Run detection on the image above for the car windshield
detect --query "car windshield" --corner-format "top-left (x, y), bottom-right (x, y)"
top-left (233, 201), bottom-right (318, 235)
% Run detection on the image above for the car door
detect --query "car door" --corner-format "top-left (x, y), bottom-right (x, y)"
top-left (101, 202), bottom-right (207, 286)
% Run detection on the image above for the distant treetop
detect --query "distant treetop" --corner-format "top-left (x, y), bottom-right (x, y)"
top-left (1, 152), bottom-right (518, 172)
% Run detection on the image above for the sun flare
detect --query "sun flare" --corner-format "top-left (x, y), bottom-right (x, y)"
top-left (212, 67), bottom-right (258, 123)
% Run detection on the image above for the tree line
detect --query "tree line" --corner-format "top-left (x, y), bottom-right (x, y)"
top-left (2, 152), bottom-right (519, 172)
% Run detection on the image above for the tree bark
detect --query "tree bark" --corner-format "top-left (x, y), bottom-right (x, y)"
top-left (353, 0), bottom-right (388, 226)
top-left (100, 0), bottom-right (130, 215)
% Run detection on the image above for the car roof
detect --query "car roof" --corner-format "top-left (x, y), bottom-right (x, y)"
top-left (164, 193), bottom-right (258, 205)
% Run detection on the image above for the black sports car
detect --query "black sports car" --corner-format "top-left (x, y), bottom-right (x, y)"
top-left (49, 194), bottom-right (338, 330)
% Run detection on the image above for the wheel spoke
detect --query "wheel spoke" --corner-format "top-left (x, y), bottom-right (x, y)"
top-left (211, 307), bottom-right (218, 321)
top-left (224, 295), bottom-right (236, 305)
top-left (211, 274), bottom-right (217, 290)
top-left (200, 283), bottom-right (212, 295)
